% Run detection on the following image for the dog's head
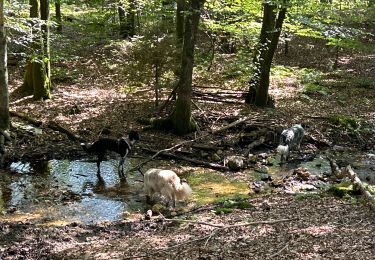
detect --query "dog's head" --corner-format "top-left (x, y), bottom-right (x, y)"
top-left (128, 130), bottom-right (140, 143)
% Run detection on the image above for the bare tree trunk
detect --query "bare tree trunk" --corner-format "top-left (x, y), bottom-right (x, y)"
top-left (30, 0), bottom-right (39, 17)
top-left (126, 0), bottom-right (136, 37)
top-left (0, 1), bottom-right (9, 167)
top-left (170, 0), bottom-right (205, 135)
top-left (151, 0), bottom-right (204, 135)
top-left (246, 1), bottom-right (287, 107)
top-left (176, 0), bottom-right (185, 44)
top-left (118, 1), bottom-right (127, 38)
top-left (40, 0), bottom-right (52, 93)
top-left (55, 0), bottom-right (62, 32)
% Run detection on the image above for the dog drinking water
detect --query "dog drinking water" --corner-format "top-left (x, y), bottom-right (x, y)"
top-left (277, 124), bottom-right (304, 164)
top-left (143, 168), bottom-right (192, 208)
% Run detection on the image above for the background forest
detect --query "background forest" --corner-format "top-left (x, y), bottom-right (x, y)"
top-left (0, 0), bottom-right (375, 259)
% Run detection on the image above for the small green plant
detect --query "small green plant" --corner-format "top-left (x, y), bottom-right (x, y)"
top-left (214, 199), bottom-right (254, 214)
top-left (302, 83), bottom-right (331, 95)
top-left (328, 114), bottom-right (358, 130)
top-left (298, 68), bottom-right (324, 84)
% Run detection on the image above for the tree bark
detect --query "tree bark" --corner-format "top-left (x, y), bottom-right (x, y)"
top-left (55, 0), bottom-right (62, 32)
top-left (21, 59), bottom-right (51, 100)
top-left (118, 1), bottom-right (127, 38)
top-left (176, 0), bottom-right (185, 44)
top-left (246, 2), bottom-right (287, 107)
top-left (126, 0), bottom-right (136, 38)
top-left (170, 0), bottom-right (205, 135)
top-left (30, 0), bottom-right (39, 18)
top-left (0, 1), bottom-right (9, 131)
top-left (0, 1), bottom-right (9, 167)
top-left (40, 0), bottom-right (51, 81)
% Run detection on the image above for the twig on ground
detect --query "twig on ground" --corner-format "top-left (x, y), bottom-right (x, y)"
top-left (124, 217), bottom-right (298, 259)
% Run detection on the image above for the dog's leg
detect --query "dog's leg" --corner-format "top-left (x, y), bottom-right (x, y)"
top-left (118, 156), bottom-right (125, 178)
top-left (96, 153), bottom-right (105, 178)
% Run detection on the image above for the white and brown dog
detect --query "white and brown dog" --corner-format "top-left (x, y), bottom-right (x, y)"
top-left (277, 124), bottom-right (304, 164)
top-left (143, 168), bottom-right (192, 207)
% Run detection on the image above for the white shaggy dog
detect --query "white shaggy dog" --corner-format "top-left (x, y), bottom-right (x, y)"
top-left (144, 168), bottom-right (192, 207)
top-left (277, 124), bottom-right (304, 163)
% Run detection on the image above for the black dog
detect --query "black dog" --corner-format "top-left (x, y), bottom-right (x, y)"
top-left (81, 130), bottom-right (140, 178)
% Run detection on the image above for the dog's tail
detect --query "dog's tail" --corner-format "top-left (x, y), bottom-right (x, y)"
top-left (81, 142), bottom-right (93, 153)
top-left (277, 145), bottom-right (289, 157)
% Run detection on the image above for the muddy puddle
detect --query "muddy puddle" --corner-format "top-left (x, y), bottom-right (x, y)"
top-left (0, 159), bottom-right (145, 224)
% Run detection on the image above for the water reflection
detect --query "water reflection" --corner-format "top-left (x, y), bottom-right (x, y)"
top-left (0, 159), bottom-right (145, 224)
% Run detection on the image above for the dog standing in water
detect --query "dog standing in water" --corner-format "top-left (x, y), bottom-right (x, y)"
top-left (277, 124), bottom-right (304, 164)
top-left (143, 168), bottom-right (192, 208)
top-left (81, 130), bottom-right (140, 179)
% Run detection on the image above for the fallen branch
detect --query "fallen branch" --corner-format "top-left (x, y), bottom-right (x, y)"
top-left (162, 217), bottom-right (298, 228)
top-left (47, 121), bottom-right (85, 143)
top-left (124, 217), bottom-right (297, 259)
top-left (142, 147), bottom-right (230, 171)
top-left (342, 165), bottom-right (375, 211)
top-left (129, 115), bottom-right (253, 172)
top-left (10, 111), bottom-right (42, 127)
top-left (245, 136), bottom-right (265, 157)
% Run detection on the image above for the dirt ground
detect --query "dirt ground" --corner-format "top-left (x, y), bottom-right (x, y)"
top-left (2, 17), bottom-right (375, 259)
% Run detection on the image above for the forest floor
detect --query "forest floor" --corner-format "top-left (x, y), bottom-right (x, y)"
top-left (2, 16), bottom-right (375, 259)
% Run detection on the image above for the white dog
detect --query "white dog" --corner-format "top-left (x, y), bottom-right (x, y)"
top-left (144, 168), bottom-right (192, 207)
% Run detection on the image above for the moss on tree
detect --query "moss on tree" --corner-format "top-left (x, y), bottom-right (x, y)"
top-left (20, 59), bottom-right (51, 100)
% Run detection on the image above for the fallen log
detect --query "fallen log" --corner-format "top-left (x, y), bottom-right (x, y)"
top-left (10, 111), bottom-right (43, 127)
top-left (47, 121), bottom-right (85, 143)
top-left (245, 136), bottom-right (265, 156)
top-left (130, 115), bottom-right (253, 172)
top-left (342, 165), bottom-right (375, 211)
top-left (142, 147), bottom-right (230, 171)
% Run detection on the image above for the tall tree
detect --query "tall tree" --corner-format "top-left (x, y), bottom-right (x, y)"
top-left (30, 0), bottom-right (39, 18)
top-left (152, 0), bottom-right (205, 135)
top-left (176, 0), bottom-right (185, 43)
top-left (40, 0), bottom-right (51, 80)
top-left (245, 1), bottom-right (287, 107)
top-left (0, 0), bottom-right (9, 167)
top-left (126, 0), bottom-right (136, 38)
top-left (55, 0), bottom-right (62, 32)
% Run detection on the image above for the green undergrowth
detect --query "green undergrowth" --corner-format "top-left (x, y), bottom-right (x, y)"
top-left (183, 170), bottom-right (249, 205)
top-left (327, 181), bottom-right (361, 198)
top-left (214, 199), bottom-right (255, 215)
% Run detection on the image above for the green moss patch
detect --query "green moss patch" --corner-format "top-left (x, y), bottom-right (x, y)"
top-left (184, 170), bottom-right (249, 205)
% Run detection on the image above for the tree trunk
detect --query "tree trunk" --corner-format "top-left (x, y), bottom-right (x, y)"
top-left (40, 0), bottom-right (52, 91)
top-left (176, 0), bottom-right (185, 44)
top-left (246, 2), bottom-right (287, 107)
top-left (0, 1), bottom-right (9, 130)
top-left (255, 4), bottom-right (286, 106)
top-left (30, 0), bottom-right (39, 18)
top-left (55, 0), bottom-right (62, 32)
top-left (151, 0), bottom-right (204, 135)
top-left (21, 59), bottom-right (51, 100)
top-left (118, 1), bottom-right (127, 38)
top-left (29, 0), bottom-right (39, 50)
top-left (170, 0), bottom-right (205, 135)
top-left (0, 1), bottom-right (9, 167)
top-left (126, 0), bottom-right (136, 38)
